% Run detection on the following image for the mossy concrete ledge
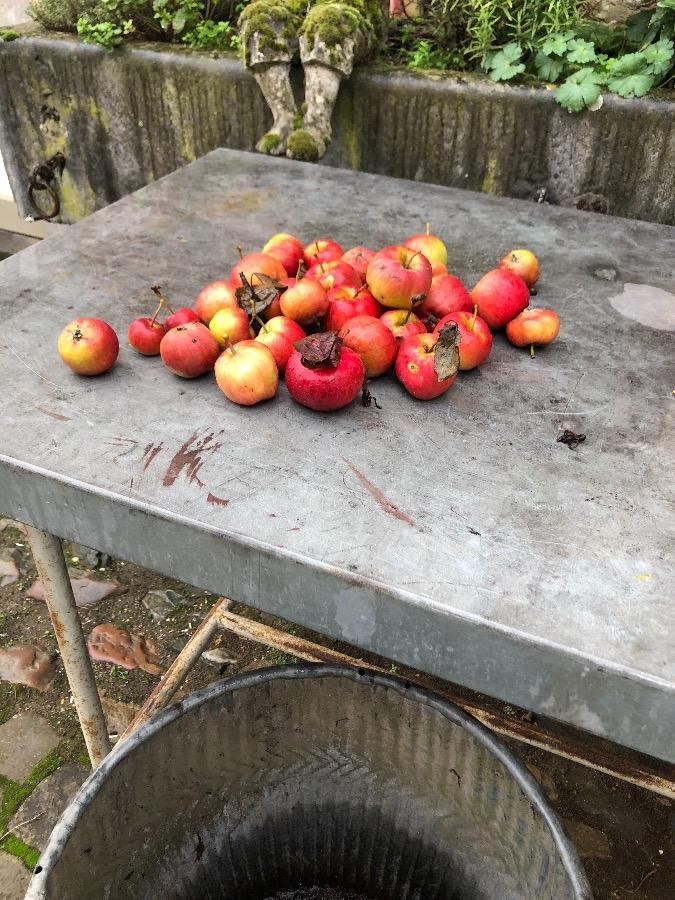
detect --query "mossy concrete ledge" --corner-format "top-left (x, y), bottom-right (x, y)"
top-left (1, 30), bottom-right (674, 225)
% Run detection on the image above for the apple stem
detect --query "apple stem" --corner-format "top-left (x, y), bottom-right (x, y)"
top-left (470, 304), bottom-right (478, 329)
top-left (425, 222), bottom-right (430, 236)
top-left (236, 245), bottom-right (244, 260)
top-left (150, 284), bottom-right (174, 319)
top-left (530, 343), bottom-right (536, 359)
top-left (224, 335), bottom-right (237, 354)
top-left (248, 298), bottom-right (267, 331)
top-left (296, 260), bottom-right (304, 280)
top-left (404, 308), bottom-right (412, 324)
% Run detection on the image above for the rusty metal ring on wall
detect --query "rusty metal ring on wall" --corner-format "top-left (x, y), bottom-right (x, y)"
top-left (27, 180), bottom-right (61, 221)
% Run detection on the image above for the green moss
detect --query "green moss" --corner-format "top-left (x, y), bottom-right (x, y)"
top-left (292, 110), bottom-right (304, 129)
top-left (287, 128), bottom-right (321, 161)
top-left (239, 0), bottom-right (305, 62)
top-left (0, 29), bottom-right (21, 41)
top-left (259, 131), bottom-right (282, 153)
top-left (2, 835), bottom-right (40, 870)
top-left (74, 751), bottom-right (91, 767)
top-left (301, 4), bottom-right (364, 50)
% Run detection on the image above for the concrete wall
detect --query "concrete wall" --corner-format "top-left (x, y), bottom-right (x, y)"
top-left (1, 31), bottom-right (674, 225)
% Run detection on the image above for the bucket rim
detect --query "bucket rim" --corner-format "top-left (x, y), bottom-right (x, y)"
top-left (27, 663), bottom-right (593, 899)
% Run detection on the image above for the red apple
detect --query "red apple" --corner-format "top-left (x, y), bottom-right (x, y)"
top-left (303, 238), bottom-right (344, 267)
top-left (380, 309), bottom-right (426, 343)
top-left (341, 246), bottom-right (374, 282)
top-left (262, 295), bottom-right (284, 321)
top-left (471, 269), bottom-right (530, 330)
top-left (229, 252), bottom-right (286, 289)
top-left (195, 280), bottom-right (238, 324)
top-left (254, 315), bottom-right (306, 373)
top-left (164, 307), bottom-right (200, 331)
top-left (506, 308), bottom-right (560, 357)
top-left (280, 277), bottom-right (329, 325)
top-left (416, 273), bottom-right (473, 323)
top-left (434, 310), bottom-right (492, 370)
top-left (262, 233), bottom-right (305, 277)
top-left (208, 306), bottom-right (252, 349)
top-left (403, 228), bottom-right (448, 276)
top-left (500, 248), bottom-right (540, 287)
top-left (215, 340), bottom-right (278, 405)
top-left (325, 285), bottom-right (380, 332)
top-left (127, 316), bottom-right (165, 356)
top-left (308, 260), bottom-right (361, 292)
top-left (395, 329), bottom-right (459, 400)
top-left (159, 322), bottom-right (220, 378)
top-left (366, 245), bottom-right (432, 310)
top-left (338, 314), bottom-right (397, 378)
top-left (57, 318), bottom-right (119, 376)
top-left (286, 338), bottom-right (365, 412)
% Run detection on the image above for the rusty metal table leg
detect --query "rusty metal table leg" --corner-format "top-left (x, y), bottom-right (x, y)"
top-left (25, 526), bottom-right (111, 767)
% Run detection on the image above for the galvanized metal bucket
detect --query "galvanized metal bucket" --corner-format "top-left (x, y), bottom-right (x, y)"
top-left (26, 665), bottom-right (592, 899)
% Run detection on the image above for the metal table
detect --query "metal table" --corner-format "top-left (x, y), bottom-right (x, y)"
top-left (1, 149), bottom-right (673, 767)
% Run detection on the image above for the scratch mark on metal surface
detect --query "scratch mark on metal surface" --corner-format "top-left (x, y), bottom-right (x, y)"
top-left (3, 344), bottom-right (63, 390)
top-left (163, 431), bottom-right (222, 489)
top-left (142, 442), bottom-right (163, 471)
top-left (344, 460), bottom-right (416, 527)
top-left (36, 406), bottom-right (70, 421)
top-left (110, 437), bottom-right (139, 445)
top-left (206, 492), bottom-right (229, 507)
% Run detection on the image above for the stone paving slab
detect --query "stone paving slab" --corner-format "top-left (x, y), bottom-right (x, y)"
top-left (0, 714), bottom-right (59, 782)
top-left (7, 763), bottom-right (88, 850)
top-left (0, 851), bottom-right (30, 900)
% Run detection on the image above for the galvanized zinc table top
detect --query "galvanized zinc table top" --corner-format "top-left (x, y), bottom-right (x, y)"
top-left (1, 150), bottom-right (673, 762)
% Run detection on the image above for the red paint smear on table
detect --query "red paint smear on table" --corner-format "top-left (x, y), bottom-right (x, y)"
top-left (142, 442), bottom-right (163, 471)
top-left (344, 460), bottom-right (416, 527)
top-left (206, 492), bottom-right (229, 507)
top-left (163, 431), bottom-right (222, 489)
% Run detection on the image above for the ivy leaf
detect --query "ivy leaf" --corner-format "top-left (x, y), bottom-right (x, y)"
top-left (294, 332), bottom-right (342, 369)
top-left (235, 272), bottom-right (286, 315)
top-left (486, 42), bottom-right (525, 82)
top-left (541, 31), bottom-right (574, 56)
top-left (643, 38), bottom-right (674, 76)
top-left (535, 51), bottom-right (565, 82)
top-left (566, 39), bottom-right (597, 64)
top-left (555, 68), bottom-right (604, 112)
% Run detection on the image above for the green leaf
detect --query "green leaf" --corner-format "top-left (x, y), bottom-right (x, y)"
top-left (566, 39), bottom-right (597, 64)
top-left (555, 68), bottom-right (604, 112)
top-left (626, 9), bottom-right (652, 44)
top-left (535, 51), bottom-right (564, 82)
top-left (172, 8), bottom-right (186, 32)
top-left (541, 31), bottom-right (575, 56)
top-left (485, 42), bottom-right (525, 81)
top-left (608, 71), bottom-right (654, 97)
top-left (643, 38), bottom-right (674, 75)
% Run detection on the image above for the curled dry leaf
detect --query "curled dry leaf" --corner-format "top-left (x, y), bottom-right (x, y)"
top-left (433, 322), bottom-right (461, 381)
top-left (294, 331), bottom-right (343, 369)
top-left (235, 272), bottom-right (287, 316)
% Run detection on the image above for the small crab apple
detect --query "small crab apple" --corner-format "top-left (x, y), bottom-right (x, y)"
top-left (165, 307), bottom-right (199, 330)
top-left (195, 280), bottom-right (238, 324)
top-left (395, 324), bottom-right (460, 400)
top-left (285, 332), bottom-right (365, 412)
top-left (208, 306), bottom-right (252, 349)
top-left (341, 246), bottom-right (374, 282)
top-left (338, 314), bottom-right (397, 378)
top-left (303, 238), bottom-right (344, 268)
top-left (159, 322), bottom-right (220, 378)
top-left (325, 285), bottom-right (380, 332)
top-left (380, 309), bottom-right (426, 343)
top-left (434, 309), bottom-right (492, 370)
top-left (404, 224), bottom-right (448, 276)
top-left (215, 340), bottom-right (278, 405)
top-left (228, 252), bottom-right (286, 289)
top-left (254, 315), bottom-right (306, 374)
top-left (500, 248), bottom-right (540, 287)
top-left (416, 273), bottom-right (473, 322)
top-left (280, 276), bottom-right (329, 325)
top-left (262, 233), bottom-right (305, 277)
top-left (128, 290), bottom-right (166, 356)
top-left (308, 260), bottom-right (361, 292)
top-left (58, 318), bottom-right (119, 375)
top-left (471, 268), bottom-right (529, 330)
top-left (366, 245), bottom-right (433, 310)
top-left (506, 308), bottom-right (560, 357)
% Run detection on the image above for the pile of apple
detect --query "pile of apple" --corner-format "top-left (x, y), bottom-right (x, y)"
top-left (56, 229), bottom-right (560, 411)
